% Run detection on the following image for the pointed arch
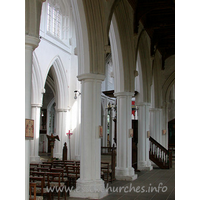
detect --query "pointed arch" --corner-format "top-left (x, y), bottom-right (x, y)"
top-left (45, 56), bottom-right (69, 110)
top-left (32, 52), bottom-right (44, 106)
top-left (135, 51), bottom-right (144, 103)
top-left (109, 0), bottom-right (135, 93)
top-left (70, 0), bottom-right (90, 75)
top-left (109, 15), bottom-right (125, 93)
top-left (152, 51), bottom-right (162, 108)
top-left (137, 30), bottom-right (152, 103)
top-left (163, 71), bottom-right (175, 105)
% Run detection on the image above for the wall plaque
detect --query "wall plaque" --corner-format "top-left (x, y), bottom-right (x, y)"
top-left (25, 119), bottom-right (34, 140)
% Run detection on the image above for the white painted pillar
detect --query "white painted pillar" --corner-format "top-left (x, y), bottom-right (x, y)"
top-left (70, 74), bottom-right (107, 199)
top-left (149, 108), bottom-right (162, 144)
top-left (111, 108), bottom-right (115, 147)
top-left (162, 101), bottom-right (169, 149)
top-left (30, 104), bottom-right (42, 162)
top-left (54, 109), bottom-right (67, 159)
top-left (109, 109), bottom-right (113, 146)
top-left (114, 92), bottom-right (137, 181)
top-left (104, 100), bottom-right (108, 147)
top-left (102, 112), bottom-right (107, 147)
top-left (75, 93), bottom-right (81, 160)
top-left (25, 35), bottom-right (40, 200)
top-left (25, 0), bottom-right (44, 196)
top-left (136, 102), bottom-right (153, 171)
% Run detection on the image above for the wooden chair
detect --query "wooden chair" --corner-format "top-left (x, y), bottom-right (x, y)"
top-left (30, 176), bottom-right (47, 200)
top-left (50, 168), bottom-right (68, 183)
top-left (75, 161), bottom-right (80, 166)
top-left (30, 163), bottom-right (40, 167)
top-left (42, 161), bottom-right (52, 165)
top-left (31, 172), bottom-right (48, 188)
top-left (64, 161), bottom-right (76, 165)
top-left (50, 168), bottom-right (68, 199)
top-left (101, 162), bottom-right (110, 183)
top-left (52, 163), bottom-right (65, 169)
top-left (29, 183), bottom-right (37, 200)
top-left (52, 160), bottom-right (63, 163)
top-left (40, 164), bottom-right (52, 169)
top-left (37, 167), bottom-right (50, 173)
top-left (30, 163), bottom-right (39, 173)
top-left (101, 145), bottom-right (116, 182)
top-left (65, 165), bottom-right (80, 189)
top-left (47, 172), bottom-right (64, 200)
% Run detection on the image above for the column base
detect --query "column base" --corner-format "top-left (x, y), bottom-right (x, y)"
top-left (75, 155), bottom-right (80, 160)
top-left (115, 167), bottom-right (138, 181)
top-left (138, 166), bottom-right (153, 171)
top-left (138, 161), bottom-right (153, 171)
top-left (54, 153), bottom-right (62, 160)
top-left (30, 156), bottom-right (40, 163)
top-left (70, 179), bottom-right (108, 199)
top-left (115, 174), bottom-right (138, 181)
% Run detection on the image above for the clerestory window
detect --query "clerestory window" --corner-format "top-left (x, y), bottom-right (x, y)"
top-left (47, 3), bottom-right (61, 38)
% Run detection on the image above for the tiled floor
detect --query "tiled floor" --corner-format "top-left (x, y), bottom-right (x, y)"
top-left (50, 162), bottom-right (175, 200)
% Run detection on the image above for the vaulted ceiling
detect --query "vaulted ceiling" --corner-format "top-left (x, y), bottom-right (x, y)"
top-left (127, 0), bottom-right (175, 69)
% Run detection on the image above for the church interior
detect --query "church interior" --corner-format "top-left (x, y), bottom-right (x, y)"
top-left (24, 0), bottom-right (178, 199)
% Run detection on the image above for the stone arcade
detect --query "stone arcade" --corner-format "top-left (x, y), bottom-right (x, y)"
top-left (25, 0), bottom-right (175, 199)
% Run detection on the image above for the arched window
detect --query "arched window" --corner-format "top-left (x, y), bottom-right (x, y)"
top-left (45, 1), bottom-right (70, 45)
top-left (47, 3), bottom-right (61, 38)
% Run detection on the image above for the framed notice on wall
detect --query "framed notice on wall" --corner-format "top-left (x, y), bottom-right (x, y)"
top-left (25, 119), bottom-right (34, 140)
top-left (129, 129), bottom-right (133, 138)
top-left (99, 126), bottom-right (103, 138)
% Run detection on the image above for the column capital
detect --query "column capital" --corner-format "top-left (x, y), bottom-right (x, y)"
top-left (31, 103), bottom-right (42, 108)
top-left (25, 35), bottom-right (40, 50)
top-left (56, 108), bottom-right (68, 112)
top-left (136, 102), bottom-right (151, 107)
top-left (77, 73), bottom-right (105, 82)
top-left (114, 91), bottom-right (134, 97)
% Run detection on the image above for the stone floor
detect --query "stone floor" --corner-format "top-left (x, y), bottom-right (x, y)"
top-left (101, 165), bottom-right (175, 200)
top-left (39, 153), bottom-right (175, 200)
top-left (49, 163), bottom-right (175, 200)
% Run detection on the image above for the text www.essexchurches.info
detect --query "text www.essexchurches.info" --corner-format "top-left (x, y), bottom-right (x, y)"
top-left (46, 182), bottom-right (168, 193)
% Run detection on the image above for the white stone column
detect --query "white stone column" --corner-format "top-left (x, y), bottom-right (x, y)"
top-left (102, 111), bottom-right (107, 147)
top-left (162, 101), bottom-right (169, 149)
top-left (114, 92), bottom-right (137, 181)
top-left (75, 95), bottom-right (81, 160)
top-left (25, 0), bottom-right (44, 198)
top-left (103, 99), bottom-right (108, 147)
top-left (25, 35), bottom-right (40, 200)
top-left (149, 108), bottom-right (162, 144)
top-left (136, 102), bottom-right (153, 171)
top-left (30, 104), bottom-right (42, 162)
top-left (109, 109), bottom-right (113, 146)
top-left (111, 109), bottom-right (115, 146)
top-left (54, 109), bottom-right (67, 159)
top-left (70, 74), bottom-right (108, 199)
